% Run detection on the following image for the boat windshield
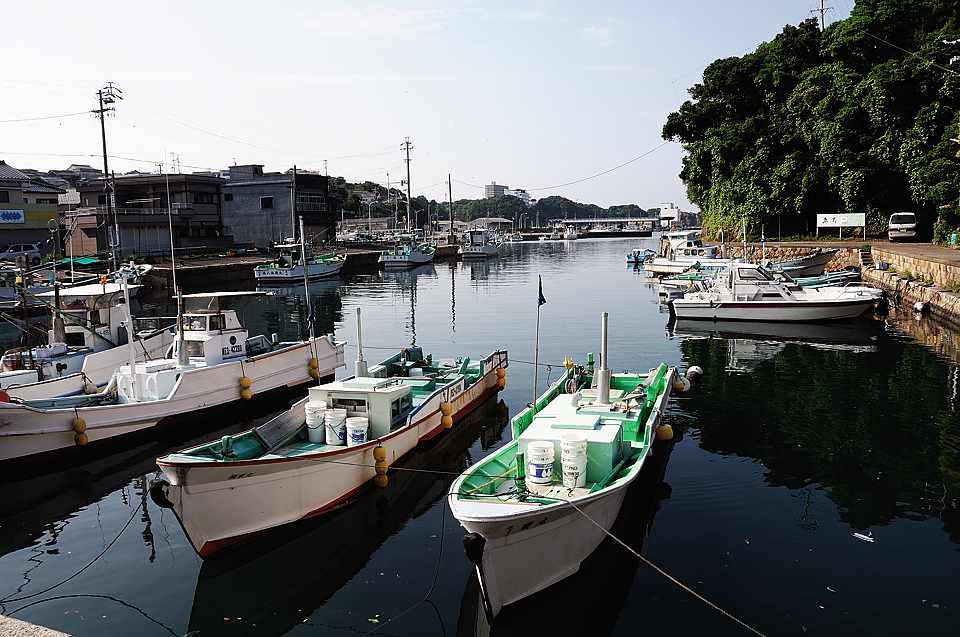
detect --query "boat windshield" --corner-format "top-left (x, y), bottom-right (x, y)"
top-left (736, 267), bottom-right (775, 281)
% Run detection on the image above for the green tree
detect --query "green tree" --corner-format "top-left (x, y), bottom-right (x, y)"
top-left (662, 1), bottom-right (960, 242)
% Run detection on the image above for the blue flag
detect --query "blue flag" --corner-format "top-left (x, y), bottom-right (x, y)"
top-left (538, 276), bottom-right (546, 306)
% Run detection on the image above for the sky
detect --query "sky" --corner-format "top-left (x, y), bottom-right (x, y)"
top-left (0, 1), bottom-right (854, 212)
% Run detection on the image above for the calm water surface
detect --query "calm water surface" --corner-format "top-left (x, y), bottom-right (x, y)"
top-left (1, 237), bottom-right (958, 636)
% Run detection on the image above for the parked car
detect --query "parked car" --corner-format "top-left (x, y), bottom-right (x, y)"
top-left (0, 243), bottom-right (42, 265)
top-left (888, 212), bottom-right (917, 242)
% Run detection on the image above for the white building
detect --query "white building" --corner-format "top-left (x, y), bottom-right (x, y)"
top-left (484, 182), bottom-right (508, 198)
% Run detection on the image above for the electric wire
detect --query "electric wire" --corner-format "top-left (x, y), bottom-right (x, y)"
top-left (0, 111), bottom-right (89, 123)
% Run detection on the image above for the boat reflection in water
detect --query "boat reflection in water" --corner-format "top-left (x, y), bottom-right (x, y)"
top-left (0, 395), bottom-right (300, 562)
top-left (667, 318), bottom-right (881, 373)
top-left (456, 428), bottom-right (679, 635)
top-left (186, 396), bottom-right (508, 637)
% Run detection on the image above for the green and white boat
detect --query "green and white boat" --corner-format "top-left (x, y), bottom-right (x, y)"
top-left (449, 313), bottom-right (677, 620)
top-left (154, 342), bottom-right (508, 558)
top-left (379, 236), bottom-right (435, 268)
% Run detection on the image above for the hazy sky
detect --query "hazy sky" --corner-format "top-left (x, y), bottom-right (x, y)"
top-left (1, 1), bottom-right (853, 211)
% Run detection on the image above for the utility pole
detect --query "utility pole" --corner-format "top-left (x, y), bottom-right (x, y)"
top-left (448, 174), bottom-right (454, 238)
top-left (402, 137), bottom-right (414, 232)
top-left (811, 0), bottom-right (833, 31)
top-left (93, 82), bottom-right (122, 271)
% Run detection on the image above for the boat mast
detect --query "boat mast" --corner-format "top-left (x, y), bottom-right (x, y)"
top-left (122, 277), bottom-right (138, 401)
top-left (298, 216), bottom-right (315, 349)
top-left (403, 137), bottom-right (414, 232)
top-left (596, 312), bottom-right (611, 404)
top-left (355, 307), bottom-right (368, 377)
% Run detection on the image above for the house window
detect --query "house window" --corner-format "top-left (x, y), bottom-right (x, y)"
top-left (224, 193), bottom-right (233, 201)
top-left (0, 191), bottom-right (9, 203)
top-left (98, 195), bottom-right (106, 205)
top-left (260, 196), bottom-right (274, 209)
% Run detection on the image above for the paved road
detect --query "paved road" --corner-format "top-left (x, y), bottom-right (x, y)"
top-left (756, 239), bottom-right (960, 267)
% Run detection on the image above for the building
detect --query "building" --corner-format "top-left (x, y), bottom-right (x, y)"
top-left (69, 172), bottom-right (229, 259)
top-left (484, 182), bottom-right (509, 198)
top-left (0, 160), bottom-right (64, 255)
top-left (222, 165), bottom-right (337, 248)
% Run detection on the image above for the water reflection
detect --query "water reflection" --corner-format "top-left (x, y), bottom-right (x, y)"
top-left (187, 397), bottom-right (508, 637)
top-left (671, 318), bottom-right (960, 540)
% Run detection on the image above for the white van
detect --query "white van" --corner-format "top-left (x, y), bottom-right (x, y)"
top-left (888, 212), bottom-right (917, 242)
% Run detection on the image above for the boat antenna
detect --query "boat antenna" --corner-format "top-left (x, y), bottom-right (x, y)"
top-left (355, 307), bottom-right (368, 377)
top-left (122, 276), bottom-right (138, 401)
top-left (596, 312), bottom-right (611, 404)
top-left (176, 286), bottom-right (186, 366)
top-left (532, 275), bottom-right (546, 412)
top-left (164, 154), bottom-right (178, 293)
top-left (298, 216), bottom-right (315, 341)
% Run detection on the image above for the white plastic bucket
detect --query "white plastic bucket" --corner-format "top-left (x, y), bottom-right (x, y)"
top-left (560, 433), bottom-right (588, 458)
top-left (346, 416), bottom-right (369, 447)
top-left (324, 408), bottom-right (347, 446)
top-left (526, 441), bottom-right (555, 485)
top-left (305, 401), bottom-right (327, 443)
top-left (561, 454), bottom-right (588, 488)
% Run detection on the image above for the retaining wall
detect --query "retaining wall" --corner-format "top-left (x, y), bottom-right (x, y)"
top-left (863, 268), bottom-right (960, 330)
top-left (870, 247), bottom-right (960, 289)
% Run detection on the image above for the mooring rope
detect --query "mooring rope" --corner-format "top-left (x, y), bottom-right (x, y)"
top-left (360, 486), bottom-right (451, 637)
top-left (1, 500), bottom-right (144, 605)
top-left (567, 500), bottom-right (767, 637)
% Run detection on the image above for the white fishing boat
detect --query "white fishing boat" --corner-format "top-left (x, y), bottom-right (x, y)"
top-left (460, 229), bottom-right (501, 259)
top-left (763, 248), bottom-right (839, 278)
top-left (253, 240), bottom-right (345, 283)
top-left (449, 313), bottom-right (677, 620)
top-left (0, 288), bottom-right (344, 463)
top-left (0, 282), bottom-right (175, 397)
top-left (379, 238), bottom-right (435, 267)
top-left (668, 262), bottom-right (882, 321)
top-left (563, 227), bottom-right (578, 240)
top-left (152, 333), bottom-right (508, 558)
top-left (644, 229), bottom-right (733, 275)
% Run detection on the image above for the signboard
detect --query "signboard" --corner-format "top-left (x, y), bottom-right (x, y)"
top-left (0, 210), bottom-right (25, 224)
top-left (817, 213), bottom-right (865, 227)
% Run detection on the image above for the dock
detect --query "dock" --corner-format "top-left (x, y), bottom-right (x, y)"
top-left (0, 615), bottom-right (73, 637)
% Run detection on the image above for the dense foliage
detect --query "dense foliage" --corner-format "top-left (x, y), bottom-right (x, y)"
top-left (662, 0), bottom-right (960, 242)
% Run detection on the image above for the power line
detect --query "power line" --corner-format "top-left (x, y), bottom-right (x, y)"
top-left (526, 142), bottom-right (672, 191)
top-left (0, 111), bottom-right (89, 123)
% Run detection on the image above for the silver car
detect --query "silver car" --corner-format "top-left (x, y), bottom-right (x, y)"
top-left (0, 243), bottom-right (42, 265)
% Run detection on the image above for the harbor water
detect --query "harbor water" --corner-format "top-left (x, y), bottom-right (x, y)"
top-left (1, 237), bottom-right (958, 636)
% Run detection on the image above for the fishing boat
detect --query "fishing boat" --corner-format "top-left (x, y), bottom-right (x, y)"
top-left (379, 237), bottom-right (435, 267)
top-left (460, 229), bottom-right (501, 259)
top-left (644, 229), bottom-right (733, 275)
top-left (0, 282), bottom-right (175, 397)
top-left (152, 334), bottom-right (509, 558)
top-left (668, 262), bottom-right (882, 321)
top-left (563, 227), bottom-right (578, 240)
top-left (625, 248), bottom-right (656, 264)
top-left (449, 313), bottom-right (677, 620)
top-left (0, 288), bottom-right (344, 463)
top-left (182, 396), bottom-right (508, 636)
top-left (253, 240), bottom-right (345, 283)
top-left (763, 248), bottom-right (839, 278)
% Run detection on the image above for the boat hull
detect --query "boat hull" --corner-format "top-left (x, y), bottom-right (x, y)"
top-left (450, 364), bottom-right (676, 620)
top-left (669, 296), bottom-right (878, 321)
top-left (253, 260), bottom-right (345, 282)
top-left (156, 351), bottom-right (508, 558)
top-left (379, 252), bottom-right (434, 267)
top-left (456, 465), bottom-right (636, 619)
top-left (0, 337), bottom-right (343, 462)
